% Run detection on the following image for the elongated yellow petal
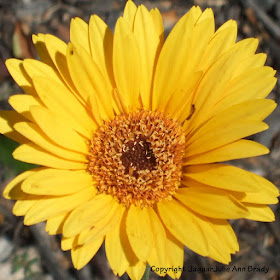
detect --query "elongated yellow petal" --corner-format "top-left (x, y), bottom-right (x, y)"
top-left (71, 236), bottom-right (104, 269)
top-left (134, 4), bottom-right (161, 109)
top-left (21, 169), bottom-right (93, 195)
top-left (3, 168), bottom-right (40, 199)
top-left (13, 142), bottom-right (86, 169)
top-left (184, 139), bottom-right (269, 165)
top-left (127, 261), bottom-right (146, 280)
top-left (198, 20), bottom-right (237, 71)
top-left (185, 121), bottom-right (268, 157)
top-left (147, 208), bottom-right (167, 271)
top-left (9, 94), bottom-right (42, 121)
top-left (123, 0), bottom-right (137, 30)
top-left (14, 122), bottom-right (87, 163)
top-left (126, 205), bottom-right (153, 262)
top-left (164, 231), bottom-right (184, 279)
top-left (214, 67), bottom-right (276, 112)
top-left (89, 15), bottom-right (115, 89)
top-left (67, 43), bottom-right (114, 122)
top-left (152, 6), bottom-right (203, 111)
top-left (188, 38), bottom-right (259, 128)
top-left (33, 76), bottom-right (97, 137)
top-left (46, 212), bottom-right (69, 235)
top-left (30, 106), bottom-right (88, 154)
top-left (183, 163), bottom-right (260, 192)
top-left (197, 93), bottom-right (277, 130)
top-left (32, 34), bottom-right (56, 68)
top-left (70, 18), bottom-right (90, 54)
top-left (5, 59), bottom-right (36, 95)
top-left (44, 34), bottom-right (82, 103)
top-left (175, 187), bottom-right (248, 219)
top-left (24, 186), bottom-right (96, 225)
top-left (113, 17), bottom-right (141, 111)
top-left (61, 236), bottom-right (77, 251)
top-left (157, 199), bottom-right (208, 256)
top-left (105, 208), bottom-right (129, 277)
top-left (195, 216), bottom-right (234, 263)
top-left (13, 198), bottom-right (39, 216)
top-left (0, 111), bottom-right (28, 144)
top-left (63, 194), bottom-right (115, 237)
top-left (150, 8), bottom-right (164, 46)
top-left (22, 59), bottom-right (61, 85)
top-left (230, 177), bottom-right (279, 204)
top-left (78, 201), bottom-right (123, 245)
top-left (186, 99), bottom-right (275, 154)
top-left (244, 203), bottom-right (275, 222)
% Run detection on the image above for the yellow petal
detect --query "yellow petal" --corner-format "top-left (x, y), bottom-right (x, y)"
top-left (30, 106), bottom-right (88, 154)
top-left (13, 198), bottom-right (39, 216)
top-left (134, 4), bottom-right (161, 109)
top-left (175, 187), bottom-right (248, 219)
top-left (230, 176), bottom-right (279, 204)
top-left (214, 67), bottom-right (276, 112)
top-left (22, 59), bottom-right (61, 84)
top-left (0, 111), bottom-right (28, 144)
top-left (152, 6), bottom-right (202, 111)
top-left (244, 203), bottom-right (276, 222)
top-left (44, 34), bottom-right (82, 103)
top-left (183, 163), bottom-right (260, 192)
top-left (21, 169), bottom-right (93, 195)
top-left (5, 59), bottom-right (36, 96)
top-left (186, 99), bottom-right (275, 156)
top-left (150, 8), bottom-right (164, 46)
top-left (63, 194), bottom-right (115, 237)
top-left (105, 208), bottom-right (129, 277)
top-left (32, 34), bottom-right (56, 68)
top-left (188, 38), bottom-right (259, 128)
top-left (88, 15), bottom-right (115, 90)
top-left (123, 0), bottom-right (137, 30)
top-left (157, 199), bottom-right (208, 256)
top-left (198, 20), bottom-right (237, 71)
top-left (165, 71), bottom-right (202, 121)
top-left (186, 121), bottom-right (268, 157)
top-left (61, 236), bottom-right (78, 251)
top-left (71, 236), bottom-right (104, 269)
top-left (164, 231), bottom-right (184, 279)
top-left (184, 139), bottom-right (269, 165)
top-left (78, 201), bottom-right (123, 245)
top-left (14, 122), bottom-right (87, 163)
top-left (210, 219), bottom-right (238, 254)
top-left (13, 142), bottom-right (86, 169)
top-left (66, 43), bottom-right (114, 122)
top-left (70, 18), bottom-right (90, 54)
top-left (24, 186), bottom-right (96, 225)
top-left (3, 168), bottom-right (39, 199)
top-left (33, 76), bottom-right (97, 138)
top-left (126, 261), bottom-right (146, 280)
top-left (113, 17), bottom-right (141, 111)
top-left (46, 212), bottom-right (69, 235)
top-left (126, 205), bottom-right (153, 262)
top-left (195, 217), bottom-right (234, 264)
top-left (147, 208), bottom-right (167, 272)
top-left (9, 94), bottom-right (42, 120)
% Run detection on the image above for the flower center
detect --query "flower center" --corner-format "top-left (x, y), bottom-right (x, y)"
top-left (87, 110), bottom-right (185, 207)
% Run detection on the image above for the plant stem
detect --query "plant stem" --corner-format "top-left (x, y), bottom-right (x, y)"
top-left (141, 264), bottom-right (150, 280)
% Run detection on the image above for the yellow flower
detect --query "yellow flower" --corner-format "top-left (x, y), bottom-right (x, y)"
top-left (1, 1), bottom-right (279, 279)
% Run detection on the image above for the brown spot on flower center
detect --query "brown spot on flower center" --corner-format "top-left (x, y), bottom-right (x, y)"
top-left (87, 110), bottom-right (185, 207)
top-left (120, 136), bottom-right (156, 178)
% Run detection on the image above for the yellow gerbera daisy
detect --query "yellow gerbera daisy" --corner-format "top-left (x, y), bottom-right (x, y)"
top-left (1, 1), bottom-right (279, 279)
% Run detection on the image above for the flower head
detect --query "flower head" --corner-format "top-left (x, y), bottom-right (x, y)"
top-left (1, 1), bottom-right (279, 279)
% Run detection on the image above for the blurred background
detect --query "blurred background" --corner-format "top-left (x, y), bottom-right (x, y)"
top-left (0, 0), bottom-right (280, 279)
